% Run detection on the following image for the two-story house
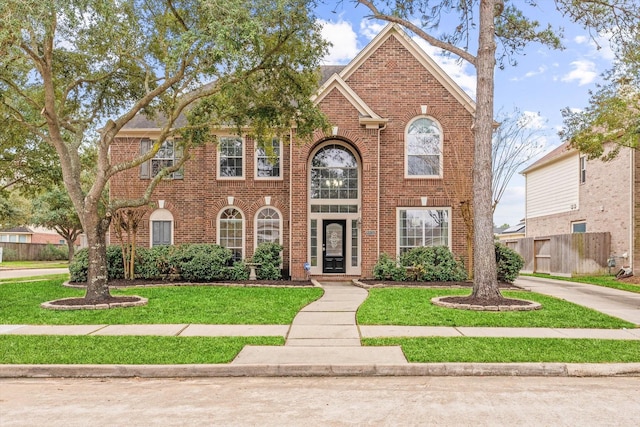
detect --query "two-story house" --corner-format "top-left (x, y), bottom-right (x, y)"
top-left (520, 141), bottom-right (637, 274)
top-left (109, 24), bottom-right (476, 280)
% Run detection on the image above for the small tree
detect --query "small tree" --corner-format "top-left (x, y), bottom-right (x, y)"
top-left (112, 206), bottom-right (149, 280)
top-left (31, 187), bottom-right (83, 262)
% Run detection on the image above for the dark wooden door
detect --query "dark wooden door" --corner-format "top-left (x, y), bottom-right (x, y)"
top-left (323, 220), bottom-right (346, 273)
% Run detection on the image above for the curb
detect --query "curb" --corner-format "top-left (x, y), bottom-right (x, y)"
top-left (2, 363), bottom-right (640, 378)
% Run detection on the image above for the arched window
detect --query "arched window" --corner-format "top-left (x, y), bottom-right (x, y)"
top-left (405, 117), bottom-right (442, 178)
top-left (255, 207), bottom-right (281, 246)
top-left (218, 208), bottom-right (244, 261)
top-left (310, 144), bottom-right (358, 200)
top-left (149, 208), bottom-right (174, 246)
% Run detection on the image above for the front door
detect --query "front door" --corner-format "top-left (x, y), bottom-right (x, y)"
top-left (323, 220), bottom-right (346, 273)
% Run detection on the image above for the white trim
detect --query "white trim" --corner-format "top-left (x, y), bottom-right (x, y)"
top-left (254, 206), bottom-right (283, 248)
top-left (404, 116), bottom-right (444, 179)
top-left (217, 136), bottom-right (246, 180)
top-left (396, 207), bottom-right (453, 256)
top-left (217, 206), bottom-right (246, 261)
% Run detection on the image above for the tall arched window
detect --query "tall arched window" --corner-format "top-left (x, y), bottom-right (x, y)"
top-left (218, 208), bottom-right (244, 261)
top-left (310, 144), bottom-right (358, 200)
top-left (405, 117), bottom-right (443, 178)
top-left (255, 207), bottom-right (281, 247)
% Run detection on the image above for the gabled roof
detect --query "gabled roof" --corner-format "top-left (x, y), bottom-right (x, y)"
top-left (0, 226), bottom-right (32, 234)
top-left (521, 142), bottom-right (575, 175)
top-left (332, 24), bottom-right (476, 116)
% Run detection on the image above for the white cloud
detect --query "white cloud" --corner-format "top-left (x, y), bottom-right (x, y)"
top-left (319, 19), bottom-right (360, 64)
top-left (510, 65), bottom-right (548, 82)
top-left (519, 111), bottom-right (546, 130)
top-left (412, 38), bottom-right (477, 98)
top-left (561, 60), bottom-right (597, 86)
top-left (360, 20), bottom-right (386, 40)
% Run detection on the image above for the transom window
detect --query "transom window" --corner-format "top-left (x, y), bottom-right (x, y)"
top-left (406, 117), bottom-right (442, 177)
top-left (398, 208), bottom-right (450, 255)
top-left (255, 207), bottom-right (281, 246)
top-left (256, 138), bottom-right (281, 179)
top-left (219, 137), bottom-right (244, 178)
top-left (219, 208), bottom-right (244, 261)
top-left (310, 144), bottom-right (358, 200)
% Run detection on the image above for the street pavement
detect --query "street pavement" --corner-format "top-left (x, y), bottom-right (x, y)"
top-left (1, 270), bottom-right (639, 377)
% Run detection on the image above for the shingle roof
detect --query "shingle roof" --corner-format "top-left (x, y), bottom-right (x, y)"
top-left (521, 142), bottom-right (574, 174)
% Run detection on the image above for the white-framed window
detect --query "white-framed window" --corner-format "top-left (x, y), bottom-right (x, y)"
top-left (397, 208), bottom-right (451, 255)
top-left (218, 136), bottom-right (244, 179)
top-left (405, 117), bottom-right (443, 178)
top-left (140, 139), bottom-right (183, 179)
top-left (310, 144), bottom-right (358, 200)
top-left (255, 138), bottom-right (282, 179)
top-left (572, 221), bottom-right (586, 233)
top-left (580, 156), bottom-right (586, 184)
top-left (255, 207), bottom-right (282, 247)
top-left (218, 207), bottom-right (244, 261)
top-left (149, 208), bottom-right (174, 246)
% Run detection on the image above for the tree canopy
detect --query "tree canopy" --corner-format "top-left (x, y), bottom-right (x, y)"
top-left (0, 0), bottom-right (329, 302)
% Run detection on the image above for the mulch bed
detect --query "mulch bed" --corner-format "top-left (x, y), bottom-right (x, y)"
top-left (357, 279), bottom-right (521, 289)
top-left (438, 295), bottom-right (532, 306)
top-left (46, 296), bottom-right (143, 306)
top-left (68, 278), bottom-right (314, 288)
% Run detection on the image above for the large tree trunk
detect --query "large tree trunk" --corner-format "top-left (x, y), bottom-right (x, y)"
top-left (83, 214), bottom-right (112, 303)
top-left (471, 0), bottom-right (502, 300)
top-left (65, 236), bottom-right (75, 263)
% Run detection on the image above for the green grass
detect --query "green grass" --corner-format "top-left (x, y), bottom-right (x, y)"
top-left (363, 337), bottom-right (640, 363)
top-left (0, 277), bottom-right (323, 325)
top-left (0, 260), bottom-right (69, 269)
top-left (0, 335), bottom-right (283, 364)
top-left (357, 288), bottom-right (635, 329)
top-left (523, 273), bottom-right (640, 294)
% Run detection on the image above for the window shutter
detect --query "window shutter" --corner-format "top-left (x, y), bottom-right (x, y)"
top-left (174, 141), bottom-right (184, 179)
top-left (140, 138), bottom-right (152, 179)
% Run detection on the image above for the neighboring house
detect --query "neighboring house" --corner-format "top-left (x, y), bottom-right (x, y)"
top-left (497, 222), bottom-right (525, 242)
top-left (0, 226), bottom-right (66, 245)
top-left (109, 24), bottom-right (476, 280)
top-left (520, 141), bottom-right (635, 274)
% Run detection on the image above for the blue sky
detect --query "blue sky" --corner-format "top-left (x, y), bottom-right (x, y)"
top-left (312, 1), bottom-right (615, 227)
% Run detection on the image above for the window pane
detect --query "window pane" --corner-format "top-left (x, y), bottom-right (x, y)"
top-left (219, 137), bottom-right (243, 177)
top-left (220, 208), bottom-right (244, 261)
top-left (257, 139), bottom-right (281, 178)
top-left (406, 118), bottom-right (441, 176)
top-left (310, 145), bottom-right (358, 200)
top-left (399, 209), bottom-right (449, 253)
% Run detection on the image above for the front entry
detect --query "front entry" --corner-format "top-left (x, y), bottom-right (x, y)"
top-left (323, 220), bottom-right (346, 273)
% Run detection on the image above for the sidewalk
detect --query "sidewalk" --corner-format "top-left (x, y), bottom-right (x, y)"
top-left (1, 276), bottom-right (640, 377)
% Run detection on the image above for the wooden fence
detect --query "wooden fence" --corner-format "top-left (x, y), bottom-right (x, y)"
top-left (0, 242), bottom-right (67, 261)
top-left (502, 232), bottom-right (611, 277)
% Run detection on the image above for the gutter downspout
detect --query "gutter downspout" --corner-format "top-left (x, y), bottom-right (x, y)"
top-left (377, 123), bottom-right (387, 258)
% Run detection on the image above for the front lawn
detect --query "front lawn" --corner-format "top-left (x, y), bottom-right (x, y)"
top-left (357, 288), bottom-right (636, 329)
top-left (0, 335), bottom-right (283, 364)
top-left (0, 277), bottom-right (323, 325)
top-left (363, 337), bottom-right (640, 363)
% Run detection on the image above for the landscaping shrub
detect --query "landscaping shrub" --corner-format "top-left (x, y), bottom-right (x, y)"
top-left (372, 253), bottom-right (407, 281)
top-left (495, 243), bottom-right (524, 283)
top-left (169, 244), bottom-right (232, 282)
top-left (226, 261), bottom-right (250, 280)
top-left (0, 248), bottom-right (18, 262)
top-left (399, 246), bottom-right (467, 282)
top-left (135, 245), bottom-right (175, 280)
top-left (69, 248), bottom-right (88, 282)
top-left (39, 244), bottom-right (68, 261)
top-left (252, 242), bottom-right (283, 280)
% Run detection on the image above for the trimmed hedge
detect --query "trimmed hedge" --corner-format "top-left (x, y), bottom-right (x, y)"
top-left (68, 242), bottom-right (288, 283)
top-left (372, 243), bottom-right (524, 283)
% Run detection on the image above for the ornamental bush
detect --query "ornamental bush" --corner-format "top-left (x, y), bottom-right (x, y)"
top-left (252, 242), bottom-right (283, 280)
top-left (69, 245), bottom-right (124, 282)
top-left (399, 246), bottom-right (467, 282)
top-left (135, 245), bottom-right (175, 280)
top-left (169, 244), bottom-right (232, 282)
top-left (495, 242), bottom-right (524, 283)
top-left (372, 253), bottom-right (407, 281)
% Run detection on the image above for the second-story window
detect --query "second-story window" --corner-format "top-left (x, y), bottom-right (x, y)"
top-left (139, 138), bottom-right (183, 179)
top-left (405, 117), bottom-right (442, 178)
top-left (256, 138), bottom-right (281, 179)
top-left (580, 156), bottom-right (586, 184)
top-left (219, 136), bottom-right (244, 178)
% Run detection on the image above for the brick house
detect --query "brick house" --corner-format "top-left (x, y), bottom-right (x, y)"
top-left (110, 24), bottom-right (475, 280)
top-left (520, 141), bottom-right (636, 273)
